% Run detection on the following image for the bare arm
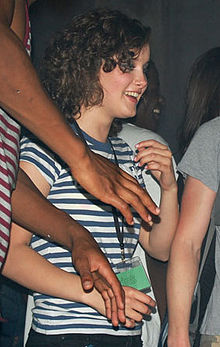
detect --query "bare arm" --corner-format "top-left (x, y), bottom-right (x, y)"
top-left (2, 217), bottom-right (155, 328)
top-left (0, 0), bottom-right (158, 226)
top-left (167, 177), bottom-right (216, 347)
top-left (135, 140), bottom-right (179, 261)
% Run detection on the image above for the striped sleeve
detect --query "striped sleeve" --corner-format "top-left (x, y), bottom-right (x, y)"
top-left (20, 136), bottom-right (62, 187)
top-left (111, 137), bottom-right (145, 188)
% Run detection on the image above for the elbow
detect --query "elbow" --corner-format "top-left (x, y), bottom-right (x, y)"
top-left (156, 253), bottom-right (169, 262)
top-left (159, 254), bottom-right (169, 262)
top-left (148, 249), bottom-right (170, 262)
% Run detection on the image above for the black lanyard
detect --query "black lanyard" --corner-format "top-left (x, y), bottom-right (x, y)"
top-left (72, 118), bottom-right (125, 262)
top-left (108, 139), bottom-right (125, 262)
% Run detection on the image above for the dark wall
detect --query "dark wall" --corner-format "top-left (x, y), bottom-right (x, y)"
top-left (30, 0), bottom-right (95, 71)
top-left (30, 0), bottom-right (220, 161)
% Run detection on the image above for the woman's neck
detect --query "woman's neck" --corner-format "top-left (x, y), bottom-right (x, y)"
top-left (74, 106), bottom-right (113, 143)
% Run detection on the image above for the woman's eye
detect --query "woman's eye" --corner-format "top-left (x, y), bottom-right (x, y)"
top-left (120, 62), bottom-right (135, 72)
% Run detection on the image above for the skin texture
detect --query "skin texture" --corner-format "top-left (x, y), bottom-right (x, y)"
top-left (167, 177), bottom-right (216, 347)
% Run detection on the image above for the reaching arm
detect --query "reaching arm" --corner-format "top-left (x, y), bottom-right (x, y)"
top-left (135, 140), bottom-right (179, 261)
top-left (167, 177), bottom-right (216, 347)
top-left (2, 216), bottom-right (155, 328)
top-left (0, 0), bottom-right (158, 226)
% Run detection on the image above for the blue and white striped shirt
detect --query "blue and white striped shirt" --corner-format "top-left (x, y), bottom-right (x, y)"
top-left (20, 126), bottom-right (144, 336)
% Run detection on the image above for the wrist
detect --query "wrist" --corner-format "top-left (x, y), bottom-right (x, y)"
top-left (66, 221), bottom-right (96, 251)
top-left (161, 183), bottom-right (178, 194)
top-left (81, 287), bottom-right (105, 315)
top-left (168, 326), bottom-right (190, 347)
top-left (167, 336), bottom-right (190, 347)
top-left (68, 139), bottom-right (92, 177)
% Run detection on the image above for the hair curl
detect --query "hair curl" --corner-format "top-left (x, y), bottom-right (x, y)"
top-left (40, 8), bottom-right (151, 128)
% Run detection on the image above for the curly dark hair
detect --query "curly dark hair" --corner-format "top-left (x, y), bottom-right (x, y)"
top-left (40, 8), bottom-right (151, 129)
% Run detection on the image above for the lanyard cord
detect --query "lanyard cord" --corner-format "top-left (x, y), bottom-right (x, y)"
top-left (108, 138), bottom-right (125, 261)
top-left (72, 118), bottom-right (125, 261)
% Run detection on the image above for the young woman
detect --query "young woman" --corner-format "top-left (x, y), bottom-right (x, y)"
top-left (167, 47), bottom-right (220, 347)
top-left (3, 9), bottom-right (178, 347)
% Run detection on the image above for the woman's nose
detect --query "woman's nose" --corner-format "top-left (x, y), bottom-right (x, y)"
top-left (135, 72), bottom-right (147, 89)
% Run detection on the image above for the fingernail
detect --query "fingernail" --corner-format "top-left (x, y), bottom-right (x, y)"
top-left (83, 280), bottom-right (92, 287)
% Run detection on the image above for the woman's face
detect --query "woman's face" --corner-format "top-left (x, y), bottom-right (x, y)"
top-left (99, 44), bottom-right (150, 121)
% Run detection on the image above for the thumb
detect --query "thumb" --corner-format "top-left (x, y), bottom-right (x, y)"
top-left (73, 255), bottom-right (94, 291)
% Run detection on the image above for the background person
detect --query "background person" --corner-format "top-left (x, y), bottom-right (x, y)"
top-left (167, 47), bottom-right (220, 347)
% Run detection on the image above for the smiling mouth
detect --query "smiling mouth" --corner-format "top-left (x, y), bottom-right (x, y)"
top-left (125, 91), bottom-right (139, 98)
top-left (124, 91), bottom-right (140, 103)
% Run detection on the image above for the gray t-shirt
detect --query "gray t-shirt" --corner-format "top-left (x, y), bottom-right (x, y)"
top-left (178, 117), bottom-right (220, 335)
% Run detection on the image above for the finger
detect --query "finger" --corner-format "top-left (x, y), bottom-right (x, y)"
top-left (117, 307), bottom-right (126, 324)
top-left (116, 168), bottom-right (160, 215)
top-left (101, 287), bottom-right (119, 326)
top-left (98, 264), bottom-right (125, 311)
top-left (114, 179), bottom-right (159, 221)
top-left (92, 272), bottom-right (121, 326)
top-left (80, 271), bottom-right (94, 291)
top-left (130, 300), bottom-right (152, 316)
top-left (93, 155), bottom-right (160, 220)
top-left (74, 255), bottom-right (94, 291)
top-left (92, 273), bottom-right (112, 319)
top-left (108, 294), bottom-right (119, 327)
top-left (143, 295), bottom-right (156, 308)
top-left (136, 149), bottom-right (171, 162)
top-left (99, 270), bottom-right (126, 323)
top-left (108, 194), bottom-right (134, 225)
top-left (135, 148), bottom-right (172, 164)
top-left (136, 140), bottom-right (169, 150)
top-left (130, 288), bottom-right (156, 308)
top-left (124, 318), bottom-right (135, 328)
top-left (102, 289), bottom-right (114, 322)
top-left (126, 307), bottom-right (144, 322)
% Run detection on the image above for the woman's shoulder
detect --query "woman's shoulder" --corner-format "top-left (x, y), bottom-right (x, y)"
top-left (179, 117), bottom-right (220, 192)
top-left (195, 117), bottom-right (220, 138)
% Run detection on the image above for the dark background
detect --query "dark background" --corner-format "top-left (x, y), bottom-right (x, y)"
top-left (30, 0), bottom-right (220, 162)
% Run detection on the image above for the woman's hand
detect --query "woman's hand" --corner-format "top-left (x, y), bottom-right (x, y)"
top-left (135, 140), bottom-right (176, 191)
top-left (123, 286), bottom-right (156, 327)
top-left (87, 284), bottom-right (156, 329)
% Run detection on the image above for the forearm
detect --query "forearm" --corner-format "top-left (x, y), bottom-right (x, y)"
top-left (166, 177), bottom-right (217, 346)
top-left (2, 240), bottom-right (153, 325)
top-left (0, 19), bottom-right (86, 168)
top-left (167, 237), bottom-right (200, 346)
top-left (2, 241), bottom-right (105, 314)
top-left (150, 187), bottom-right (178, 259)
top-left (141, 186), bottom-right (178, 261)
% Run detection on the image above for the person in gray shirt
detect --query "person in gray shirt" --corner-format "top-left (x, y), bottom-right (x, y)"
top-left (167, 47), bottom-right (220, 347)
